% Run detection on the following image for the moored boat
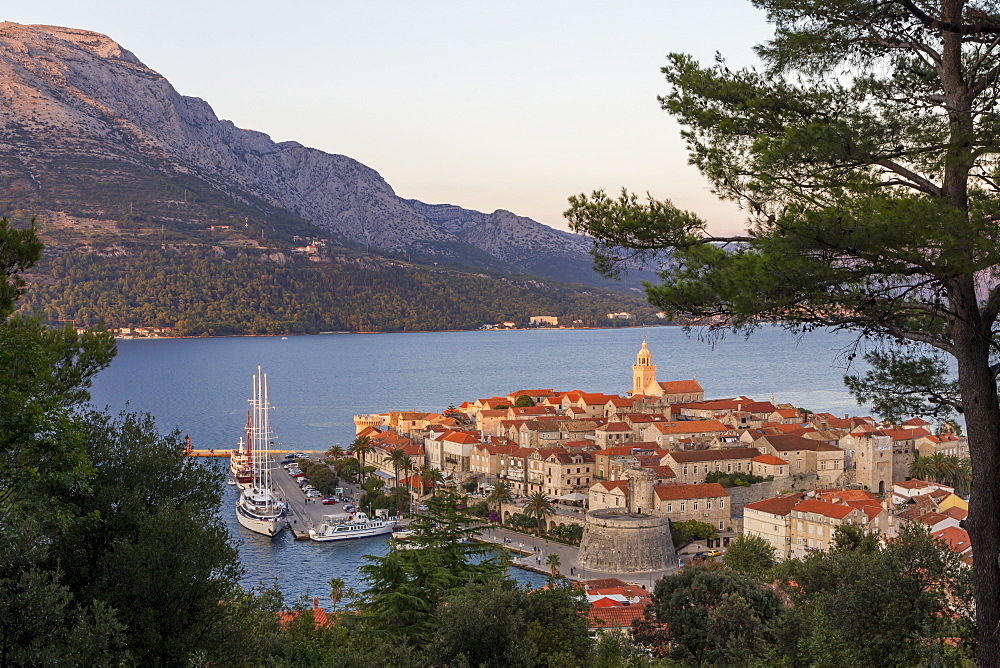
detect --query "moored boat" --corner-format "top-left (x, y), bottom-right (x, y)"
top-left (309, 511), bottom-right (397, 542)
top-left (235, 366), bottom-right (287, 538)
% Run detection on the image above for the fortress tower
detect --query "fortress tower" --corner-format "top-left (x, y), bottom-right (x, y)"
top-left (631, 338), bottom-right (657, 396)
top-left (578, 466), bottom-right (678, 574)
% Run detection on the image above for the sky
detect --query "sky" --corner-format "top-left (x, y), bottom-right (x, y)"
top-left (5, 1), bottom-right (775, 235)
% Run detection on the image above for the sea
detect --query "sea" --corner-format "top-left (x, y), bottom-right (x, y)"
top-left (87, 325), bottom-right (871, 607)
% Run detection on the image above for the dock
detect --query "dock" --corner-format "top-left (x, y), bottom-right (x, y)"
top-left (186, 449), bottom-right (325, 458)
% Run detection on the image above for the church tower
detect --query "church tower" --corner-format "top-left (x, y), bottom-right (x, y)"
top-left (631, 338), bottom-right (657, 396)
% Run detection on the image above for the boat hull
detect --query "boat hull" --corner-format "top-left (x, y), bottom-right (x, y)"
top-left (236, 501), bottom-right (287, 538)
top-left (309, 520), bottom-right (396, 542)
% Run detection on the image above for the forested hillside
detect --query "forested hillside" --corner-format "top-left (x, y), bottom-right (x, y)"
top-left (18, 248), bottom-right (662, 336)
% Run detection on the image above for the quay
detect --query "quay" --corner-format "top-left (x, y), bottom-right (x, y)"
top-left (186, 449), bottom-right (325, 458)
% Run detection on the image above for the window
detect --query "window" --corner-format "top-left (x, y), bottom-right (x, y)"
top-left (737, 463), bottom-right (743, 471)
top-left (719, 500), bottom-right (725, 509)
top-left (680, 503), bottom-right (687, 512)
top-left (821, 461), bottom-right (827, 470)
top-left (727, 463), bottom-right (732, 473)
top-left (694, 501), bottom-right (700, 511)
top-left (707, 500), bottom-right (712, 509)
top-left (667, 503), bottom-right (673, 513)
top-left (719, 521), bottom-right (724, 529)
top-left (683, 465), bottom-right (688, 475)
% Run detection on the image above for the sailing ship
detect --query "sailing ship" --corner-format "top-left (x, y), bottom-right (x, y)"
top-left (235, 367), bottom-right (288, 538)
top-left (309, 510), bottom-right (397, 542)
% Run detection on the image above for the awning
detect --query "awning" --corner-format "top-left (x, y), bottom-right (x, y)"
top-left (372, 470), bottom-right (394, 480)
top-left (559, 492), bottom-right (588, 501)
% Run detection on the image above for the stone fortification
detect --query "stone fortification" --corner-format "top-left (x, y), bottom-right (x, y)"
top-left (578, 466), bottom-right (678, 574)
top-left (578, 510), bottom-right (678, 573)
top-left (726, 472), bottom-right (824, 515)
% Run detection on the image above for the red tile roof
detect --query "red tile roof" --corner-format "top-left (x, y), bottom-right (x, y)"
top-left (586, 604), bottom-right (648, 629)
top-left (744, 494), bottom-right (805, 517)
top-left (657, 379), bottom-right (704, 394)
top-left (753, 454), bottom-right (788, 466)
top-left (667, 447), bottom-right (761, 463)
top-left (933, 527), bottom-right (973, 554)
top-left (792, 499), bottom-right (856, 520)
top-left (758, 434), bottom-right (842, 452)
top-left (655, 482), bottom-right (728, 501)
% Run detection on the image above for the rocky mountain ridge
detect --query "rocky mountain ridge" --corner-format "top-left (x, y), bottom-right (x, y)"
top-left (0, 22), bottom-right (635, 286)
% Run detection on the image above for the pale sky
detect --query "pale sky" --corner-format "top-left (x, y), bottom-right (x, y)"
top-left (5, 1), bottom-right (774, 235)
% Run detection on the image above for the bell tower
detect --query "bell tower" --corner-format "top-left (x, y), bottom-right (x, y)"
top-left (632, 338), bottom-right (657, 396)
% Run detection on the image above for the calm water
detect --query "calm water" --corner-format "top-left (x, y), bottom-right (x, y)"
top-left (88, 325), bottom-right (869, 606)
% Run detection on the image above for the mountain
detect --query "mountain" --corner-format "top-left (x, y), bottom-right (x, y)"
top-left (0, 22), bottom-right (648, 287)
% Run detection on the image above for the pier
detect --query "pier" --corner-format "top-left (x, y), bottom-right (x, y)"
top-left (187, 449), bottom-right (325, 458)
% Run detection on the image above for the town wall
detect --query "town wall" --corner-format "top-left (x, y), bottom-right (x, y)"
top-left (726, 472), bottom-right (824, 515)
top-left (578, 510), bottom-right (678, 573)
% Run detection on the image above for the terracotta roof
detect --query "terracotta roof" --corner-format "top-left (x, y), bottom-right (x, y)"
top-left (600, 422), bottom-right (633, 433)
top-left (655, 482), bottom-right (728, 501)
top-left (657, 379), bottom-right (704, 394)
top-left (942, 506), bottom-right (968, 521)
top-left (752, 454), bottom-right (788, 466)
top-left (592, 480), bottom-right (629, 493)
top-left (595, 445), bottom-right (659, 456)
top-left (919, 511), bottom-right (953, 526)
top-left (667, 447), bottom-right (761, 463)
top-left (587, 604), bottom-right (648, 629)
top-left (792, 499), bottom-right (856, 520)
top-left (758, 434), bottom-right (842, 452)
top-left (742, 401), bottom-right (778, 414)
top-left (933, 527), bottom-right (973, 554)
top-left (744, 494), bottom-right (804, 517)
top-left (650, 465), bottom-right (676, 479)
top-left (653, 420), bottom-right (730, 435)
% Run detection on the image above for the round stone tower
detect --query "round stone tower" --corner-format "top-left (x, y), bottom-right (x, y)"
top-left (578, 466), bottom-right (678, 574)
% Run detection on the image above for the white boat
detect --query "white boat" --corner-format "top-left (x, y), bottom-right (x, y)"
top-left (309, 511), bottom-right (397, 542)
top-left (235, 366), bottom-right (288, 538)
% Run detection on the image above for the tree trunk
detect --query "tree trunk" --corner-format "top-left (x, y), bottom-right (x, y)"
top-left (952, 320), bottom-right (1000, 665)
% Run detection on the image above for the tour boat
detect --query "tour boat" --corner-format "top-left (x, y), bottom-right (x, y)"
top-left (309, 511), bottom-right (397, 542)
top-left (235, 367), bottom-right (288, 538)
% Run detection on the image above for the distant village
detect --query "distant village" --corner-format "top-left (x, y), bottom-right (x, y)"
top-left (353, 338), bottom-right (972, 629)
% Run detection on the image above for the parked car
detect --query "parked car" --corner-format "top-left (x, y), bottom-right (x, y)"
top-left (307, 490), bottom-right (322, 498)
top-left (294, 452), bottom-right (307, 459)
top-left (706, 549), bottom-right (722, 557)
top-left (343, 504), bottom-right (355, 513)
top-left (322, 496), bottom-right (337, 505)
top-left (291, 471), bottom-right (305, 478)
top-left (418, 504), bottom-right (429, 511)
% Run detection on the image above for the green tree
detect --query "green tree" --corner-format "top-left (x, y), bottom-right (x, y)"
top-left (0, 217), bottom-right (42, 319)
top-left (388, 447), bottom-right (407, 490)
top-left (350, 435), bottom-right (374, 474)
top-left (427, 580), bottom-right (537, 667)
top-left (773, 524), bottom-right (975, 666)
top-left (487, 480), bottom-right (514, 525)
top-left (326, 443), bottom-right (345, 460)
top-left (723, 534), bottom-right (776, 580)
top-left (669, 519), bottom-right (717, 547)
top-left (358, 489), bottom-right (506, 642)
top-left (523, 492), bottom-right (554, 537)
top-left (564, 3), bottom-right (1000, 659)
top-left (514, 395), bottom-right (535, 408)
top-left (633, 564), bottom-right (782, 664)
top-left (545, 552), bottom-right (561, 579)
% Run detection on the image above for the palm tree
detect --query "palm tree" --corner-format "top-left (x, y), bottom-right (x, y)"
top-left (388, 448), bottom-right (408, 489)
top-left (326, 443), bottom-right (345, 461)
top-left (487, 481), bottom-right (514, 525)
top-left (422, 467), bottom-right (444, 497)
top-left (545, 552), bottom-right (561, 578)
top-left (351, 435), bottom-right (374, 474)
top-left (909, 455), bottom-right (935, 481)
top-left (328, 577), bottom-right (345, 612)
top-left (398, 454), bottom-right (414, 495)
top-left (524, 492), bottom-right (554, 537)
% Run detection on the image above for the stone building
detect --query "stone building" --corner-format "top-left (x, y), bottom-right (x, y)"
top-left (578, 467), bottom-right (679, 574)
